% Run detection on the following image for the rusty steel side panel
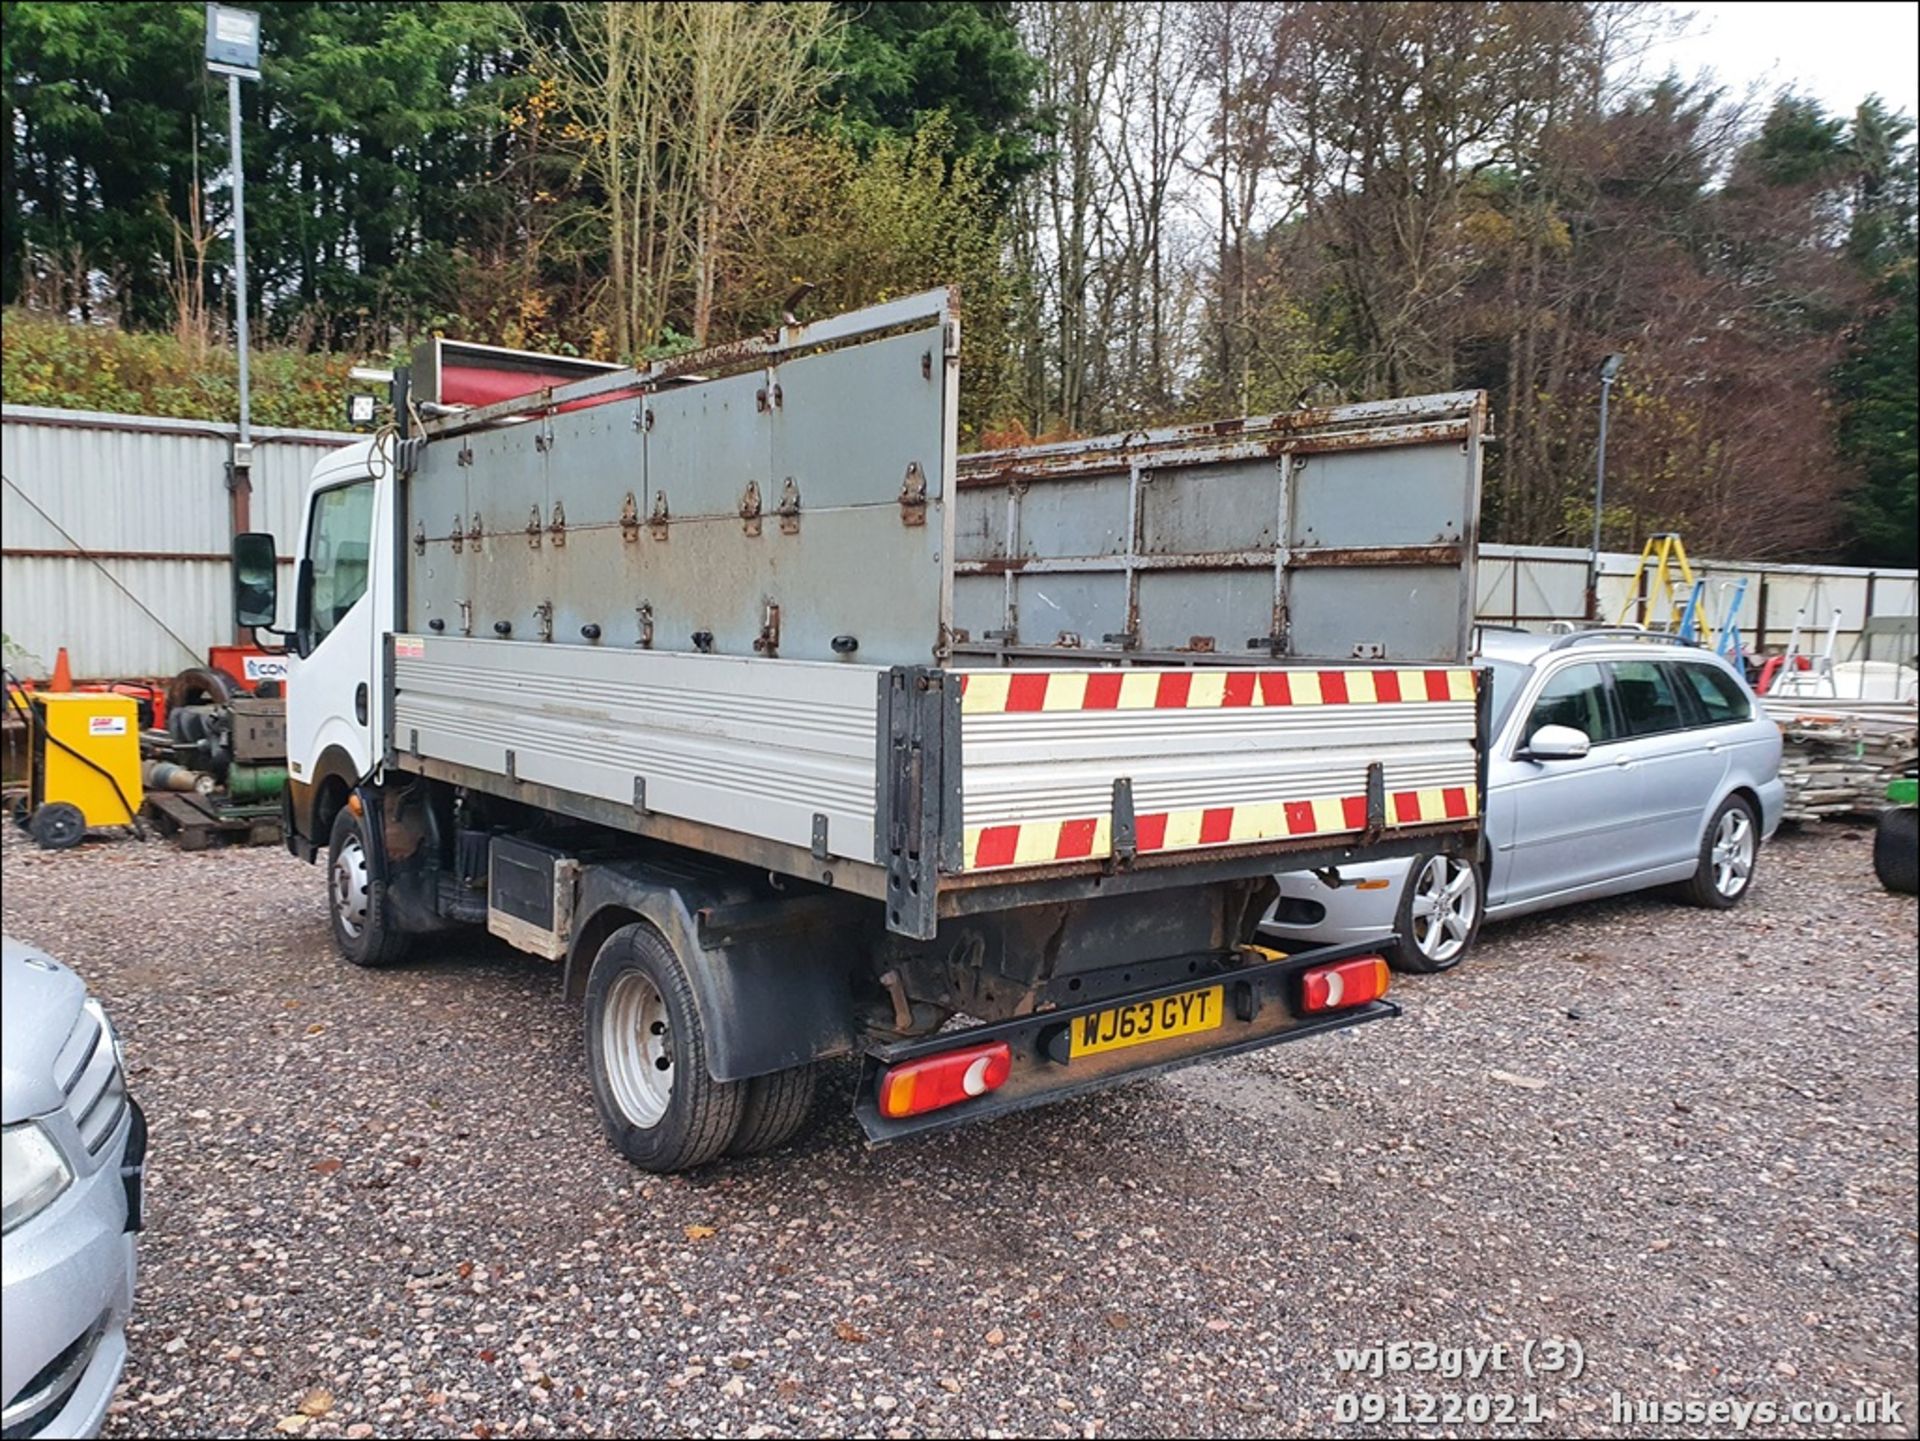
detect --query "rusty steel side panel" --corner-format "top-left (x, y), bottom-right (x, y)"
top-left (953, 392), bottom-right (1487, 664)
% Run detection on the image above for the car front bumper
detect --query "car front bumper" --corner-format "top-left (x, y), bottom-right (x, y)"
top-left (1, 1099), bottom-right (144, 1441)
top-left (1259, 856), bottom-right (1411, 949)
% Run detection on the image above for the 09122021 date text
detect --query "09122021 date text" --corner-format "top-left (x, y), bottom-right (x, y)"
top-left (1334, 1392), bottom-right (1557, 1426)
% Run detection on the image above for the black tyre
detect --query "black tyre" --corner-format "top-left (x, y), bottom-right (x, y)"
top-left (1681, 794), bottom-right (1759, 909)
top-left (28, 801), bottom-right (87, 850)
top-left (584, 923), bottom-right (745, 1173)
top-left (727, 1064), bottom-right (819, 1157)
top-left (1873, 807), bottom-right (1918, 895)
top-left (1385, 852), bottom-right (1482, 973)
top-left (327, 805), bottom-right (412, 967)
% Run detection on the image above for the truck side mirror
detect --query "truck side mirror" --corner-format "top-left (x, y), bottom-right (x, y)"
top-left (232, 532), bottom-right (280, 630)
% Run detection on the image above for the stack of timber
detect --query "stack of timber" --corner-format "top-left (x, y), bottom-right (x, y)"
top-left (1763, 698), bottom-right (1918, 822)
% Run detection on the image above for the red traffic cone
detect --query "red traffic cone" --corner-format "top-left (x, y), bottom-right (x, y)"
top-left (50, 647), bottom-right (74, 691)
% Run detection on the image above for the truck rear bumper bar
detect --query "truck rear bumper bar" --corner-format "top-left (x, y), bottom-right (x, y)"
top-left (853, 938), bottom-right (1396, 1144)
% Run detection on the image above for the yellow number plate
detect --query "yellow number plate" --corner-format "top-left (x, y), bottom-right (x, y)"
top-left (1069, 985), bottom-right (1224, 1059)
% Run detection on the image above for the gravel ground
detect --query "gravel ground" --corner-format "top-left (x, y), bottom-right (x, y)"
top-left (3, 820), bottom-right (1914, 1439)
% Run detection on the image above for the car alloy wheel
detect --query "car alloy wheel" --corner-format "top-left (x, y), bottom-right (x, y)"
top-left (1409, 853), bottom-right (1480, 965)
top-left (1710, 804), bottom-right (1755, 899)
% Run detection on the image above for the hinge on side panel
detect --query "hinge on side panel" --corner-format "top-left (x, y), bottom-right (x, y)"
top-left (898, 462), bottom-right (927, 527)
top-left (449, 515), bottom-right (465, 554)
top-left (1110, 777), bottom-right (1138, 867)
top-left (633, 777), bottom-right (648, 814)
top-left (754, 599), bottom-right (781, 656)
top-left (412, 521), bottom-right (426, 556)
top-left (620, 491), bottom-right (640, 542)
top-left (811, 813), bottom-right (830, 860)
top-left (739, 480), bottom-right (763, 537)
top-left (526, 505), bottom-right (543, 549)
top-left (547, 500), bottom-right (567, 548)
top-left (468, 514), bottom-right (483, 553)
top-left (880, 667), bottom-right (945, 940)
top-left (457, 441), bottom-right (473, 467)
top-left (776, 478), bottom-right (801, 535)
top-left (1363, 761), bottom-right (1386, 844)
top-left (505, 748), bottom-right (517, 779)
top-left (535, 600), bottom-right (554, 642)
top-left (649, 491), bottom-right (670, 541)
top-left (458, 599), bottom-right (472, 636)
top-left (635, 602), bottom-right (653, 648)
top-left (534, 420), bottom-right (554, 454)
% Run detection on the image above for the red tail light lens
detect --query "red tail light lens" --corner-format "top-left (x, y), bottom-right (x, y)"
top-left (878, 1041), bottom-right (1013, 1119)
top-left (1299, 956), bottom-right (1390, 1013)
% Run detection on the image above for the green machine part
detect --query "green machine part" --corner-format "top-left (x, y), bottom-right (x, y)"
top-left (226, 763), bottom-right (288, 804)
top-left (1888, 778), bottom-right (1918, 808)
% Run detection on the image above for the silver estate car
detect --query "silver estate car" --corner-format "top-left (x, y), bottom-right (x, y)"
top-left (1263, 630), bottom-right (1786, 972)
top-left (2, 937), bottom-right (146, 1441)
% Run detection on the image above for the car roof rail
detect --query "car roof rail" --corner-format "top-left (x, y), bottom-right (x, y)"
top-left (1545, 627), bottom-right (1700, 652)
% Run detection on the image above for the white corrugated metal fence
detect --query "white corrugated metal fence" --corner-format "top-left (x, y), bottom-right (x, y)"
top-left (2, 405), bottom-right (352, 678)
top-left (3, 406), bottom-right (1915, 680)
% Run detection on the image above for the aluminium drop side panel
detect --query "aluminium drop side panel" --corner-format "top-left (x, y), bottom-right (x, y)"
top-left (954, 392), bottom-right (1486, 664)
top-left (389, 634), bottom-right (886, 862)
top-left (404, 306), bottom-right (955, 666)
top-left (953, 664), bottom-right (1480, 874)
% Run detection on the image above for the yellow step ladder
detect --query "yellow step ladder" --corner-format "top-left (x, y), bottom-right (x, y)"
top-left (1617, 532), bottom-right (1707, 634)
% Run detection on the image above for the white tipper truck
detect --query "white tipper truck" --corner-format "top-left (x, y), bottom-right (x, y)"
top-left (230, 289), bottom-right (1491, 1171)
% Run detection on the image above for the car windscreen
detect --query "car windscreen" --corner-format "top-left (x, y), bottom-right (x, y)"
top-left (1483, 657), bottom-right (1529, 733)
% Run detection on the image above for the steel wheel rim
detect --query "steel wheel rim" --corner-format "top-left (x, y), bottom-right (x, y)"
top-left (332, 836), bottom-right (369, 938)
top-left (1409, 855), bottom-right (1478, 963)
top-left (1712, 808), bottom-right (1754, 897)
top-left (605, 971), bottom-right (674, 1128)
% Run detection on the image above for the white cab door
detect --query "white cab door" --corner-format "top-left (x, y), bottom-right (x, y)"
top-left (285, 473), bottom-right (380, 787)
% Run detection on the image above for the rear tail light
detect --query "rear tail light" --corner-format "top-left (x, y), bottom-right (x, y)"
top-left (1299, 956), bottom-right (1390, 1014)
top-left (878, 1041), bottom-right (1012, 1119)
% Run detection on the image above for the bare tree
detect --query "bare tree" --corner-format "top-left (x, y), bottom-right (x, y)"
top-left (525, 2), bottom-right (837, 356)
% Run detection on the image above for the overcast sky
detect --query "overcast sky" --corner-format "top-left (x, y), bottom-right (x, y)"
top-left (1642, 2), bottom-right (1920, 118)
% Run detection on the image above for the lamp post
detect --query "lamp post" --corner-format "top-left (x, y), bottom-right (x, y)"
top-left (1587, 351), bottom-right (1626, 621)
top-left (206, 4), bottom-right (260, 642)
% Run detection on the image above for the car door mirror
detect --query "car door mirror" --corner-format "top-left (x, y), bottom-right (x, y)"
top-left (1528, 724), bottom-right (1591, 761)
top-left (232, 532), bottom-right (279, 629)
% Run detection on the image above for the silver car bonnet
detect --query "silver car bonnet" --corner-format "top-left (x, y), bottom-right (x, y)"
top-left (2, 937), bottom-right (88, 1124)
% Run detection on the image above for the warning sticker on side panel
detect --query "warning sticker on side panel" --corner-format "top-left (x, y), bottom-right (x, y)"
top-left (88, 716), bottom-right (129, 735)
top-left (394, 636), bottom-right (426, 659)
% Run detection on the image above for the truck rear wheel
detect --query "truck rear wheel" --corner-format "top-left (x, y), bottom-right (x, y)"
top-left (328, 806), bottom-right (412, 967)
top-left (728, 1065), bottom-right (819, 1157)
top-left (585, 923), bottom-right (744, 1173)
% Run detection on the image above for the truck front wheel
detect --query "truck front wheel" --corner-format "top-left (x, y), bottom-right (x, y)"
top-left (585, 922), bottom-right (745, 1172)
top-left (327, 805), bottom-right (412, 967)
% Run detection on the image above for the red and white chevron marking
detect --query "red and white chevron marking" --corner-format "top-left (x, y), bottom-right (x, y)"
top-left (957, 667), bottom-right (1477, 714)
top-left (961, 783), bottom-right (1478, 872)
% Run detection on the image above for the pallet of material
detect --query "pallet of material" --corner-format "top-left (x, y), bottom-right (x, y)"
top-left (1765, 699), bottom-right (1918, 824)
